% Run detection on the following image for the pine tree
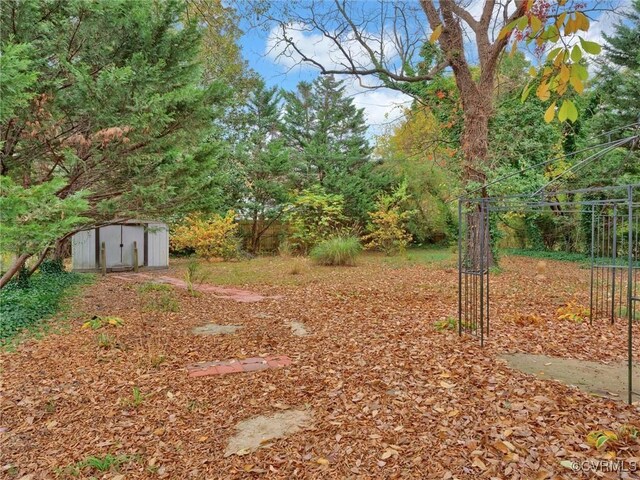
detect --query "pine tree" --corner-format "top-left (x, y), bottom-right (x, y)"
top-left (592, 0), bottom-right (640, 133)
top-left (283, 75), bottom-right (386, 223)
top-left (234, 81), bottom-right (293, 252)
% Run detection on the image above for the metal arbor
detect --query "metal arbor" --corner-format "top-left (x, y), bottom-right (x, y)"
top-left (458, 185), bottom-right (639, 404)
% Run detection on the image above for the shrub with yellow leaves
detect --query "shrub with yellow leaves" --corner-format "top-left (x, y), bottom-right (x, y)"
top-left (171, 211), bottom-right (239, 261)
top-left (363, 182), bottom-right (413, 256)
top-left (82, 316), bottom-right (124, 330)
top-left (586, 425), bottom-right (639, 451)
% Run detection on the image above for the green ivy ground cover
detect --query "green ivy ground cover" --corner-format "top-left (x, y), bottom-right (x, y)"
top-left (0, 269), bottom-right (90, 344)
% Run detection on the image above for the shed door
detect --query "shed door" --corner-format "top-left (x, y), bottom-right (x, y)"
top-left (122, 226), bottom-right (145, 267)
top-left (100, 225), bottom-right (145, 268)
top-left (101, 225), bottom-right (122, 268)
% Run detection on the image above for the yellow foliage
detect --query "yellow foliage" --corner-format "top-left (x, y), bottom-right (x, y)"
top-left (381, 106), bottom-right (453, 160)
top-left (506, 312), bottom-right (544, 326)
top-left (82, 316), bottom-right (124, 329)
top-left (364, 207), bottom-right (412, 255)
top-left (556, 300), bottom-right (588, 323)
top-left (171, 211), bottom-right (239, 260)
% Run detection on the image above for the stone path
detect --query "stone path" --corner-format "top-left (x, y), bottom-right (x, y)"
top-left (224, 410), bottom-right (313, 457)
top-left (191, 324), bottom-right (242, 336)
top-left (186, 355), bottom-right (292, 378)
top-left (286, 321), bottom-right (309, 337)
top-left (111, 273), bottom-right (279, 303)
top-left (501, 353), bottom-right (640, 400)
top-left (116, 272), bottom-right (305, 460)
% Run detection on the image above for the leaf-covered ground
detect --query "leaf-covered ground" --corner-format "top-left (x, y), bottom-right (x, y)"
top-left (1, 251), bottom-right (639, 479)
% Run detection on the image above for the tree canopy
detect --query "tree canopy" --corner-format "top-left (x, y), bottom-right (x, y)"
top-left (0, 0), bottom-right (638, 284)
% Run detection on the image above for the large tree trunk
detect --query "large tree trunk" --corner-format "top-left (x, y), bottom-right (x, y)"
top-left (458, 88), bottom-right (494, 269)
top-left (460, 92), bottom-right (491, 188)
top-left (0, 253), bottom-right (30, 289)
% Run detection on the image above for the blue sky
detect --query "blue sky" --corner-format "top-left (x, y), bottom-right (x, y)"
top-left (238, 17), bottom-right (414, 137)
top-left (235, 1), bottom-right (628, 137)
top-left (239, 24), bottom-right (313, 90)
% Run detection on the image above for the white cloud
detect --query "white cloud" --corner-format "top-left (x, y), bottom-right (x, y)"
top-left (344, 80), bottom-right (412, 136)
top-left (265, 22), bottom-right (412, 136)
top-left (266, 22), bottom-right (399, 74)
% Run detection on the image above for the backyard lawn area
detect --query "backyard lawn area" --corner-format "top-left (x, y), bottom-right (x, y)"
top-left (1, 249), bottom-right (638, 479)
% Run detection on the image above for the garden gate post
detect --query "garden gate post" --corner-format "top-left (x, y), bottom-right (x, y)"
top-left (627, 185), bottom-right (633, 405)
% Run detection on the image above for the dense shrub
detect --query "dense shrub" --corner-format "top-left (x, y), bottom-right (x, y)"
top-left (171, 211), bottom-right (239, 260)
top-left (310, 236), bottom-right (362, 266)
top-left (363, 183), bottom-right (413, 255)
top-left (0, 270), bottom-right (87, 343)
top-left (505, 248), bottom-right (590, 264)
top-left (39, 258), bottom-right (65, 274)
top-left (287, 187), bottom-right (347, 253)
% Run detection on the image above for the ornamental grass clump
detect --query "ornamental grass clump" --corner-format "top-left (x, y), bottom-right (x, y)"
top-left (310, 236), bottom-right (362, 266)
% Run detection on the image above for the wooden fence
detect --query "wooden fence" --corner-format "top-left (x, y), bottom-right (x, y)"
top-left (236, 220), bottom-right (288, 253)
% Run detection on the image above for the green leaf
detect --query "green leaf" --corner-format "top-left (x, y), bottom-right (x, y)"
top-left (558, 100), bottom-right (569, 122)
top-left (546, 47), bottom-right (562, 62)
top-left (571, 45), bottom-right (582, 62)
top-left (572, 63), bottom-right (588, 81)
top-left (530, 15), bottom-right (542, 33)
top-left (521, 83), bottom-right (534, 103)
top-left (565, 99), bottom-right (578, 122)
top-left (498, 18), bottom-right (519, 39)
top-left (516, 15), bottom-right (529, 31)
top-left (579, 37), bottom-right (602, 55)
top-left (595, 435), bottom-right (609, 449)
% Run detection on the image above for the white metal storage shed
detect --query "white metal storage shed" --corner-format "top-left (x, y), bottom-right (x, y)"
top-left (71, 220), bottom-right (169, 272)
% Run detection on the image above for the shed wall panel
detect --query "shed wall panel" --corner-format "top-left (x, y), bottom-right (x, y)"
top-left (99, 225), bottom-right (122, 268)
top-left (71, 230), bottom-right (96, 271)
top-left (147, 223), bottom-right (169, 267)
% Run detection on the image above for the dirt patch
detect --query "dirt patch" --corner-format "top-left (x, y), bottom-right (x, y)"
top-left (224, 410), bottom-right (313, 457)
top-left (191, 324), bottom-right (242, 336)
top-left (112, 272), bottom-right (278, 302)
top-left (286, 321), bottom-right (309, 337)
top-left (501, 353), bottom-right (639, 400)
top-left (187, 355), bottom-right (292, 377)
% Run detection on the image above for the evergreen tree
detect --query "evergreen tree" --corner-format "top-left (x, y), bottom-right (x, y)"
top-left (234, 81), bottom-right (293, 252)
top-left (283, 75), bottom-right (386, 223)
top-left (591, 0), bottom-right (640, 134)
top-left (0, 0), bottom-right (228, 285)
top-left (581, 0), bottom-right (640, 186)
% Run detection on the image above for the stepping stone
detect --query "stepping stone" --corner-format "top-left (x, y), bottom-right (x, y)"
top-left (286, 321), bottom-right (309, 337)
top-left (191, 324), bottom-right (242, 336)
top-left (186, 355), bottom-right (292, 378)
top-left (224, 409), bottom-right (313, 457)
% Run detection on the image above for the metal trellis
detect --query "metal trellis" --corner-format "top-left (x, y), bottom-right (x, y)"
top-left (458, 185), bottom-right (639, 404)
